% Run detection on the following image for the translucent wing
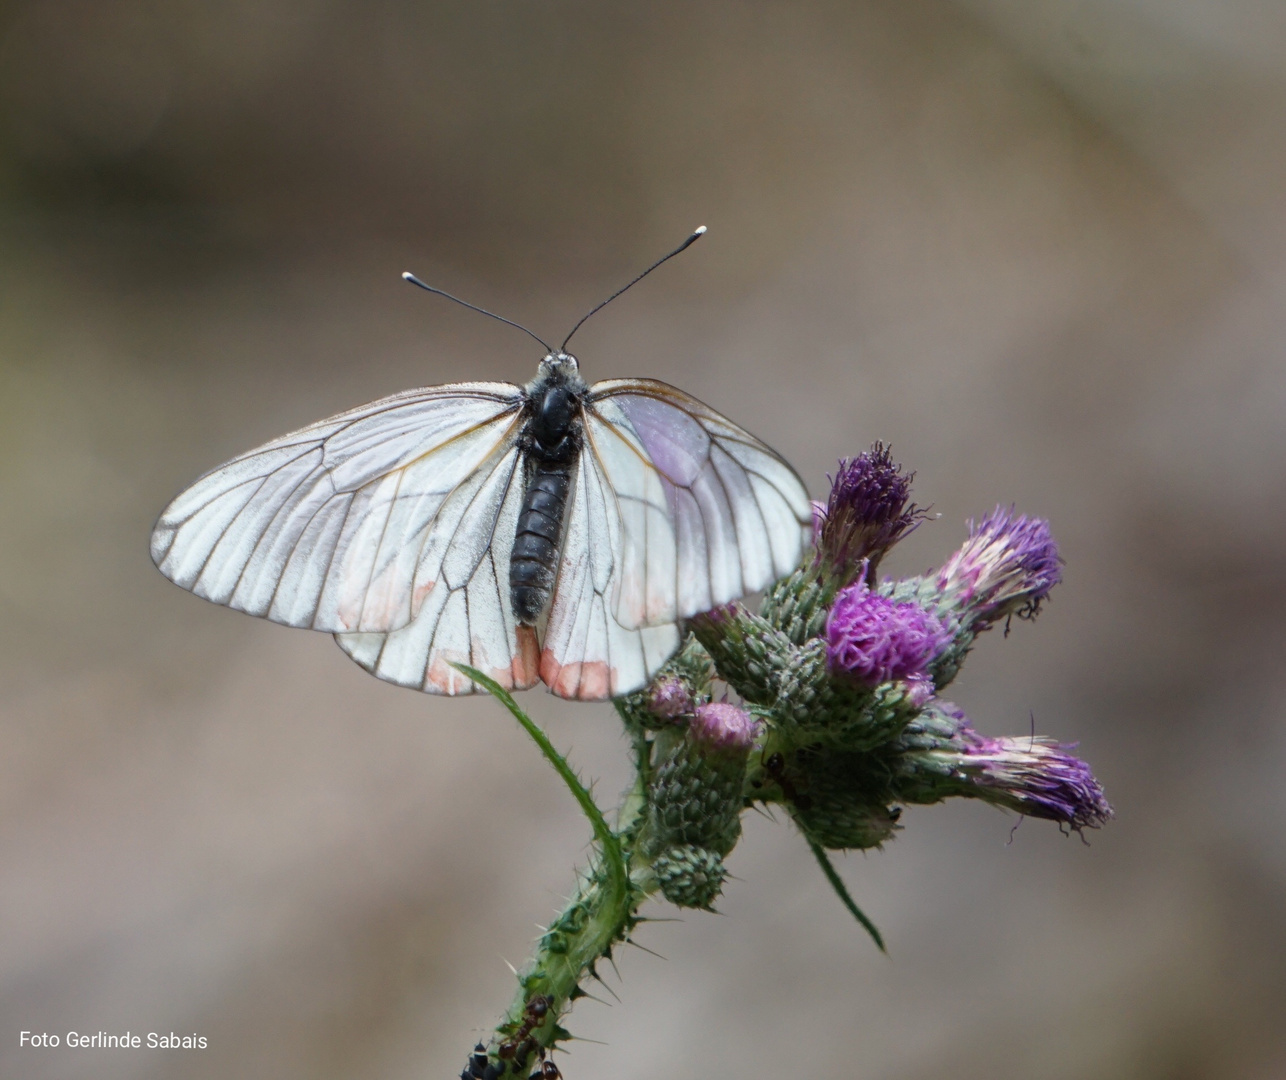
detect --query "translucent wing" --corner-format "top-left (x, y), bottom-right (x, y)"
top-left (539, 442), bottom-right (681, 700)
top-left (584, 379), bottom-right (811, 629)
top-left (334, 444), bottom-right (542, 695)
top-left (151, 383), bottom-right (526, 634)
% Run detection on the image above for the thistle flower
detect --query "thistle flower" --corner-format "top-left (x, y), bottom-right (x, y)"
top-left (826, 575), bottom-right (950, 686)
top-left (936, 507), bottom-right (1062, 627)
top-left (957, 733), bottom-right (1113, 830)
top-left (897, 703), bottom-right (1112, 831)
top-left (455, 446), bottom-right (1108, 1073)
top-left (815, 444), bottom-right (926, 583)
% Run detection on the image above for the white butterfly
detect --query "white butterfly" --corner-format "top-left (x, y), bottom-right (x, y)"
top-left (151, 236), bottom-right (812, 700)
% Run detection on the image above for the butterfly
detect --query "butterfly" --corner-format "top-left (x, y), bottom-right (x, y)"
top-left (150, 229), bottom-right (812, 700)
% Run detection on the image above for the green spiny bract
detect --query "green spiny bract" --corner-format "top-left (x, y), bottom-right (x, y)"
top-left (690, 604), bottom-right (795, 705)
top-left (791, 797), bottom-right (901, 851)
top-left (760, 564), bottom-right (836, 645)
top-left (785, 747), bottom-right (901, 850)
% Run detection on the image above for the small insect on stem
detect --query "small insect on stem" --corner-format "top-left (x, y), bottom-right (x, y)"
top-left (497, 995), bottom-right (552, 1066)
top-left (764, 752), bottom-right (813, 811)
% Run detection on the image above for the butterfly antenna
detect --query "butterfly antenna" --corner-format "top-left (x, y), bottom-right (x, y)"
top-left (402, 272), bottom-right (553, 352)
top-left (560, 225), bottom-right (706, 351)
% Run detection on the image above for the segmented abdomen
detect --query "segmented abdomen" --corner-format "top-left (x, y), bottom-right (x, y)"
top-left (509, 460), bottom-right (574, 624)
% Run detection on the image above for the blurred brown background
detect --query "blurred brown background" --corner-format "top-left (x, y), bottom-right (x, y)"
top-left (2, 1), bottom-right (1285, 1078)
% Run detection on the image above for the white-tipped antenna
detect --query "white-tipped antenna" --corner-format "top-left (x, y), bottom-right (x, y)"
top-left (402, 272), bottom-right (553, 352)
top-left (560, 225), bottom-right (707, 351)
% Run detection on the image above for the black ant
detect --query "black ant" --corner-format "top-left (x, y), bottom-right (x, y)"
top-left (498, 996), bottom-right (552, 1066)
top-left (761, 752), bottom-right (813, 811)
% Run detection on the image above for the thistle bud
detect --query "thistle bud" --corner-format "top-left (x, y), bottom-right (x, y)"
top-left (646, 704), bottom-right (757, 861)
top-left (815, 445), bottom-right (925, 584)
top-left (936, 507), bottom-right (1061, 628)
top-left (690, 602), bottom-right (796, 703)
top-left (652, 843), bottom-right (728, 910)
top-left (690, 702), bottom-right (759, 754)
top-left (648, 676), bottom-right (695, 721)
top-left (616, 635), bottom-right (712, 733)
top-left (793, 797), bottom-right (901, 851)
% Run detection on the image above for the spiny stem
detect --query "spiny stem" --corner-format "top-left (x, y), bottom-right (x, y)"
top-left (453, 665), bottom-right (647, 1075)
top-left (455, 665), bottom-right (627, 894)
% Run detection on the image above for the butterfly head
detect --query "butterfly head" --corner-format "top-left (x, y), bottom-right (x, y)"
top-left (540, 351), bottom-right (580, 376)
top-left (532, 351), bottom-right (586, 396)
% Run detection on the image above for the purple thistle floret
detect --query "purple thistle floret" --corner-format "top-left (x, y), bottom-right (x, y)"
top-left (690, 702), bottom-right (759, 754)
top-left (936, 506), bottom-right (1062, 625)
top-left (904, 673), bottom-right (935, 708)
top-left (959, 732), bottom-right (1113, 831)
top-left (815, 444), bottom-right (926, 583)
top-left (826, 576), bottom-right (951, 686)
top-left (918, 703), bottom-right (1112, 830)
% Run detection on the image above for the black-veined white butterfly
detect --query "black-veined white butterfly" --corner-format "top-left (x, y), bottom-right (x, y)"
top-left (150, 229), bottom-right (812, 700)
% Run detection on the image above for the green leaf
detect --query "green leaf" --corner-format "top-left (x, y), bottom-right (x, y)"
top-left (452, 664), bottom-right (627, 897)
top-left (808, 840), bottom-right (886, 952)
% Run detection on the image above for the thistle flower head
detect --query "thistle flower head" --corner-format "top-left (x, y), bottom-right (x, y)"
top-left (826, 575), bottom-right (951, 686)
top-left (936, 507), bottom-right (1062, 626)
top-left (903, 703), bottom-right (1113, 831)
top-left (690, 702), bottom-right (759, 754)
top-left (958, 732), bottom-right (1113, 831)
top-left (815, 444), bottom-right (925, 583)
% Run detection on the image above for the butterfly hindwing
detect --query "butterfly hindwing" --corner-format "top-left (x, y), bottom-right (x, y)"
top-left (150, 383), bottom-right (525, 635)
top-left (335, 444), bottom-right (542, 695)
top-left (539, 442), bottom-right (681, 700)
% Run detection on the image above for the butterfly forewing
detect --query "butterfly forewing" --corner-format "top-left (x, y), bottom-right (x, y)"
top-left (585, 379), bottom-right (812, 631)
top-left (151, 383), bottom-right (525, 635)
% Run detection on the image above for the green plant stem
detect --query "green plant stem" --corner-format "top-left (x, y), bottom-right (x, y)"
top-left (453, 662), bottom-right (884, 1078)
top-left (455, 666), bottom-right (626, 891)
top-left (454, 666), bottom-right (657, 1077)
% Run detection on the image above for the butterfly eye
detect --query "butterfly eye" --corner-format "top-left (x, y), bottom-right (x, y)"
top-left (556, 352), bottom-right (579, 372)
